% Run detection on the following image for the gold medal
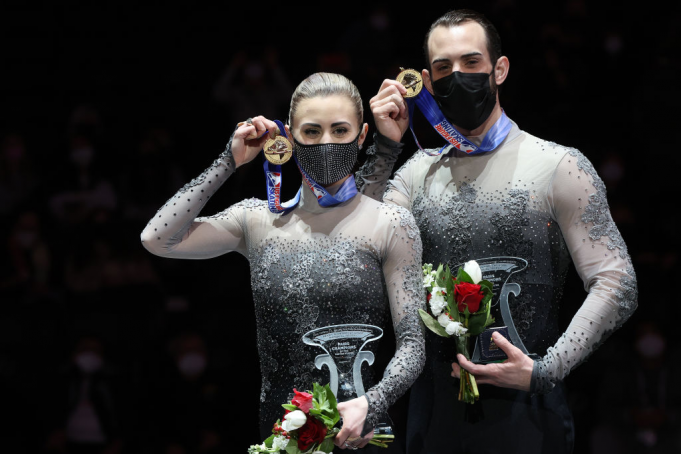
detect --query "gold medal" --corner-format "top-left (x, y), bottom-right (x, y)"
top-left (396, 67), bottom-right (423, 98)
top-left (263, 135), bottom-right (293, 165)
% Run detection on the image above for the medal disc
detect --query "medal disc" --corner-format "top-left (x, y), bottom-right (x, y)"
top-left (263, 136), bottom-right (293, 165)
top-left (396, 68), bottom-right (423, 98)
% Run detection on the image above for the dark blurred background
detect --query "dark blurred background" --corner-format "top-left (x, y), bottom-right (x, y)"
top-left (1, 1), bottom-right (679, 453)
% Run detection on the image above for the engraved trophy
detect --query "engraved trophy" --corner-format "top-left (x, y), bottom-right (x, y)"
top-left (302, 324), bottom-right (393, 436)
top-left (468, 257), bottom-right (541, 364)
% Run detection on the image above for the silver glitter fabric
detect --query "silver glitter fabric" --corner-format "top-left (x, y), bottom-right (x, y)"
top-left (294, 136), bottom-right (359, 185)
top-left (356, 120), bottom-right (638, 394)
top-left (141, 138), bottom-right (426, 438)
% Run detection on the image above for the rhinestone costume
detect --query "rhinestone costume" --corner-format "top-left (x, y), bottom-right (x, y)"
top-left (356, 119), bottom-right (637, 452)
top-left (141, 137), bottom-right (426, 441)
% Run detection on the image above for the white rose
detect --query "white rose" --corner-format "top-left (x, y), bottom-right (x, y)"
top-left (437, 313), bottom-right (451, 328)
top-left (463, 260), bottom-right (483, 284)
top-left (272, 435), bottom-right (289, 451)
top-left (446, 321), bottom-right (468, 336)
top-left (281, 410), bottom-right (307, 432)
top-left (429, 292), bottom-right (447, 316)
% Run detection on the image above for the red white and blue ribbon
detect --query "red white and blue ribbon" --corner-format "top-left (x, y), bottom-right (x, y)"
top-left (407, 88), bottom-right (511, 156)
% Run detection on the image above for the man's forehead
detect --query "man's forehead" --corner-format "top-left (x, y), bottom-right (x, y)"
top-left (427, 21), bottom-right (489, 61)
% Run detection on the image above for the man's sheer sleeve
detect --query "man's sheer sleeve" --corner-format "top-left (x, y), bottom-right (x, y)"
top-left (355, 132), bottom-right (405, 201)
top-left (531, 149), bottom-right (638, 394)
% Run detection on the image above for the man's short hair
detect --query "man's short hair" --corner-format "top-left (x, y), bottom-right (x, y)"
top-left (423, 9), bottom-right (502, 72)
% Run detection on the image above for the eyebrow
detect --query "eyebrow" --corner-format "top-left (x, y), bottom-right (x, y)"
top-left (431, 52), bottom-right (483, 65)
top-left (300, 121), bottom-right (352, 128)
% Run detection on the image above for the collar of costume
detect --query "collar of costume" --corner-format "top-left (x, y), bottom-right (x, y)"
top-left (263, 119), bottom-right (357, 214)
top-left (406, 88), bottom-right (511, 156)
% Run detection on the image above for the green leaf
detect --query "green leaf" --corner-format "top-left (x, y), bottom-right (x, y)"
top-left (419, 309), bottom-right (450, 337)
top-left (478, 279), bottom-right (493, 293)
top-left (285, 442), bottom-right (301, 454)
top-left (281, 403), bottom-right (298, 411)
top-left (467, 312), bottom-right (489, 335)
top-left (263, 434), bottom-right (275, 448)
top-left (458, 268), bottom-right (473, 283)
top-left (319, 438), bottom-right (335, 452)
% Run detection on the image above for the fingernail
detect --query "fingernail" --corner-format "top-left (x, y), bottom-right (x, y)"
top-left (492, 332), bottom-right (500, 340)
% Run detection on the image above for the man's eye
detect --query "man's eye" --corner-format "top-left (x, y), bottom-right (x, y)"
top-left (465, 60), bottom-right (479, 66)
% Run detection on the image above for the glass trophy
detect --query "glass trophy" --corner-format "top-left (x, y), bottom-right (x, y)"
top-left (465, 257), bottom-right (541, 364)
top-left (302, 324), bottom-right (393, 436)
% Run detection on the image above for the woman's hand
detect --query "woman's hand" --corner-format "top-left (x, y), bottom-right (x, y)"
top-left (369, 79), bottom-right (410, 143)
top-left (452, 331), bottom-right (534, 392)
top-left (334, 396), bottom-right (374, 450)
top-left (232, 115), bottom-right (280, 168)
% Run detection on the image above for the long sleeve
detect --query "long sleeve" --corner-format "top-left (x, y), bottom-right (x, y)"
top-left (140, 135), bottom-right (250, 258)
top-left (363, 206), bottom-right (426, 428)
top-left (355, 132), bottom-right (405, 202)
top-left (531, 148), bottom-right (638, 393)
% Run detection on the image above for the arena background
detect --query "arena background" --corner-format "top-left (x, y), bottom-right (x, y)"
top-left (1, 1), bottom-right (679, 453)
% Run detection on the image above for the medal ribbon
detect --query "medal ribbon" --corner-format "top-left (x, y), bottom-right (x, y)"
top-left (294, 154), bottom-right (358, 207)
top-left (264, 120), bottom-right (358, 213)
top-left (406, 88), bottom-right (511, 156)
top-left (264, 120), bottom-right (299, 214)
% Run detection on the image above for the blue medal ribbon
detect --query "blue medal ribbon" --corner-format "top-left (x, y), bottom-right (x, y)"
top-left (294, 155), bottom-right (358, 207)
top-left (263, 120), bottom-right (357, 213)
top-left (407, 88), bottom-right (511, 156)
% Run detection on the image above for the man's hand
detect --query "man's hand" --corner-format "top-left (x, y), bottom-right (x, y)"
top-left (452, 332), bottom-right (534, 392)
top-left (369, 79), bottom-right (410, 143)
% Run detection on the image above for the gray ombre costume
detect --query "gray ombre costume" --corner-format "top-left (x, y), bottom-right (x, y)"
top-left (356, 120), bottom-right (637, 453)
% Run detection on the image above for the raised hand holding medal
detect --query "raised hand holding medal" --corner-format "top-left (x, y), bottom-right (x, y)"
top-left (232, 115), bottom-right (284, 167)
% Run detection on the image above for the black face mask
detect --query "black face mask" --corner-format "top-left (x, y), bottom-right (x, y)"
top-left (431, 70), bottom-right (496, 131)
top-left (293, 132), bottom-right (361, 185)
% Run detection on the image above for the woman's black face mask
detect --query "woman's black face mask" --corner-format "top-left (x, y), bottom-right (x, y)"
top-left (293, 132), bottom-right (361, 185)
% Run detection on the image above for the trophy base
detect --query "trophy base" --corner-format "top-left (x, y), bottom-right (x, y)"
top-left (471, 326), bottom-right (540, 364)
top-left (373, 422), bottom-right (393, 436)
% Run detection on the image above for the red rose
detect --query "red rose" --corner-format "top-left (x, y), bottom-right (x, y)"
top-left (291, 389), bottom-right (314, 413)
top-left (455, 282), bottom-right (484, 313)
top-left (296, 416), bottom-right (327, 451)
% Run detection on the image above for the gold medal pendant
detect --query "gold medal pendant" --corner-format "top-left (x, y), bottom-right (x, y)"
top-left (263, 135), bottom-right (293, 165)
top-left (396, 67), bottom-right (423, 98)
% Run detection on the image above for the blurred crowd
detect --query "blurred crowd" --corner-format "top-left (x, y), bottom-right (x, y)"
top-left (1, 1), bottom-right (680, 453)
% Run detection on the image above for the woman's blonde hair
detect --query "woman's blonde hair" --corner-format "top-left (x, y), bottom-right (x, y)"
top-left (288, 72), bottom-right (363, 128)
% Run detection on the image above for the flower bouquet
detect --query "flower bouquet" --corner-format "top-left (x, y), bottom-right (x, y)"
top-left (248, 383), bottom-right (393, 453)
top-left (419, 261), bottom-right (494, 403)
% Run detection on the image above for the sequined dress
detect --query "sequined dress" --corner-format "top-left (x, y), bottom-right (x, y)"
top-left (356, 120), bottom-right (638, 453)
top-left (141, 138), bottom-right (426, 447)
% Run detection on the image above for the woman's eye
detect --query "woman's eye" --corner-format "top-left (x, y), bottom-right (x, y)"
top-left (333, 127), bottom-right (349, 136)
top-left (303, 129), bottom-right (320, 137)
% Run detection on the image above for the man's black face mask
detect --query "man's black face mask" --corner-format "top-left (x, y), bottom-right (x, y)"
top-left (431, 70), bottom-right (496, 131)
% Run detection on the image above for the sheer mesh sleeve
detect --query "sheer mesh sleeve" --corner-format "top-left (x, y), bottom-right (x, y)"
top-left (355, 132), bottom-right (405, 201)
top-left (363, 206), bottom-right (426, 429)
top-left (140, 134), bottom-right (250, 258)
top-left (531, 148), bottom-right (638, 394)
